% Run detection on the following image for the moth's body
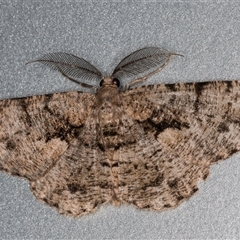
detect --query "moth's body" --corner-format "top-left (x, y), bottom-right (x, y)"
top-left (0, 47), bottom-right (239, 217)
top-left (89, 78), bottom-right (124, 205)
top-left (95, 77), bottom-right (122, 148)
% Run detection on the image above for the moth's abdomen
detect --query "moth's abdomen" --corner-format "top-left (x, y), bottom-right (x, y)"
top-left (98, 103), bottom-right (123, 150)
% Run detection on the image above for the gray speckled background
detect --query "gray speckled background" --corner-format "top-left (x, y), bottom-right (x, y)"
top-left (1, 1), bottom-right (240, 239)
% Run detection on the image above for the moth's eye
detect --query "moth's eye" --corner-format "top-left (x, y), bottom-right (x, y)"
top-left (112, 78), bottom-right (120, 87)
top-left (100, 79), bottom-right (104, 87)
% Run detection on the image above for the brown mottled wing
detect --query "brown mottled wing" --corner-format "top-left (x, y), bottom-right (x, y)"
top-left (0, 92), bottom-right (113, 216)
top-left (30, 135), bottom-right (113, 217)
top-left (0, 92), bottom-right (93, 180)
top-left (118, 80), bottom-right (240, 210)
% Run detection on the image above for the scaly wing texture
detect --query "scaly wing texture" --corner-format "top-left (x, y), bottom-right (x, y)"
top-left (1, 80), bottom-right (240, 217)
top-left (31, 138), bottom-right (114, 217)
top-left (118, 80), bottom-right (240, 210)
top-left (0, 92), bottom-right (94, 180)
top-left (0, 92), bottom-right (127, 216)
top-left (0, 92), bottom-right (114, 216)
top-left (29, 97), bottom-right (147, 216)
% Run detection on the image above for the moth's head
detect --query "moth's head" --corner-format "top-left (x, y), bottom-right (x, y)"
top-left (99, 77), bottom-right (120, 88)
top-left (96, 76), bottom-right (121, 103)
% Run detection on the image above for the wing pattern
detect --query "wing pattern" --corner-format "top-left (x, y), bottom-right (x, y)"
top-left (118, 80), bottom-right (240, 209)
top-left (1, 47), bottom-right (239, 217)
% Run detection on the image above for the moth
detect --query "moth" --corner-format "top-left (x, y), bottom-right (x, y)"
top-left (0, 47), bottom-right (239, 217)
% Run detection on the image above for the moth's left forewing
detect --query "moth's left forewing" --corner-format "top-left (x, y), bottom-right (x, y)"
top-left (0, 91), bottom-right (95, 180)
top-left (45, 91), bottom-right (96, 126)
